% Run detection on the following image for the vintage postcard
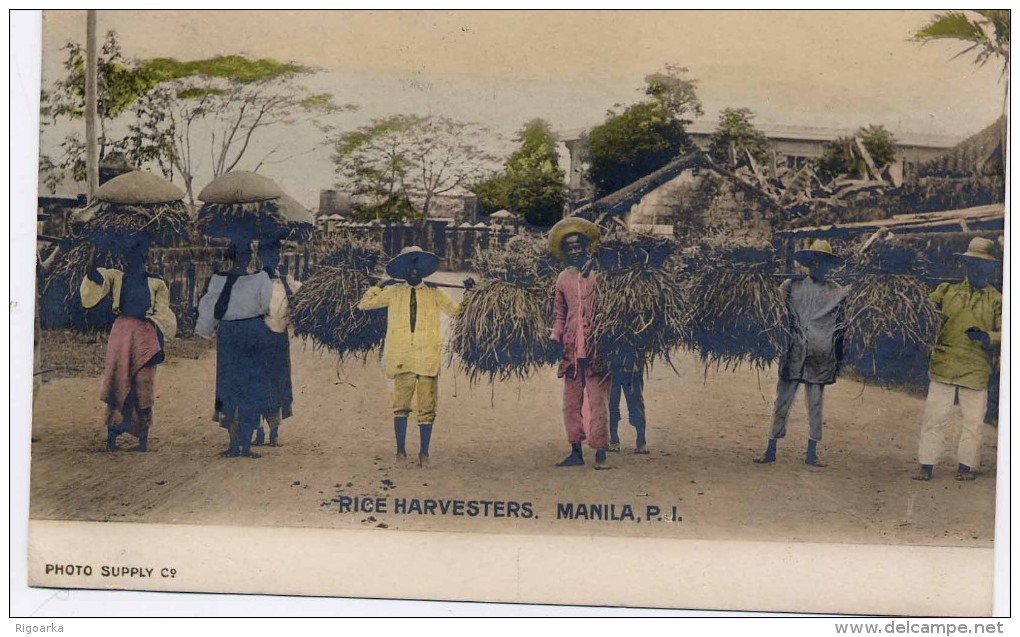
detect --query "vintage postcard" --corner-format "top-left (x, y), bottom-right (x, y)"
top-left (14, 9), bottom-right (1010, 616)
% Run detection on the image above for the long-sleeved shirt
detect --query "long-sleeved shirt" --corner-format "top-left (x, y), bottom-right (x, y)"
top-left (195, 271), bottom-right (274, 339)
top-left (357, 282), bottom-right (459, 378)
top-left (552, 266), bottom-right (599, 378)
top-left (80, 267), bottom-right (177, 340)
top-left (778, 277), bottom-right (847, 385)
top-left (929, 280), bottom-right (1002, 390)
top-left (264, 274), bottom-right (303, 334)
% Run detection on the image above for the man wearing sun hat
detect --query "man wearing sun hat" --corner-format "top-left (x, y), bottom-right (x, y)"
top-left (357, 246), bottom-right (471, 468)
top-left (914, 237), bottom-right (1002, 483)
top-left (754, 238), bottom-right (847, 468)
top-left (548, 216), bottom-right (612, 470)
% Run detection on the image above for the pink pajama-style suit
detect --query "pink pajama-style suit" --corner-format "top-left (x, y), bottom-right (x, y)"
top-left (552, 267), bottom-right (610, 451)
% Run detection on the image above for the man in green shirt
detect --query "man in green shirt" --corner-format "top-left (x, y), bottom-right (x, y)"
top-left (915, 238), bottom-right (1002, 482)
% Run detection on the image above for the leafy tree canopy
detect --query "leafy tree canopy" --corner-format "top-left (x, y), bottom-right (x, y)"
top-left (586, 65), bottom-right (701, 197)
top-left (815, 125), bottom-right (896, 181)
top-left (708, 107), bottom-right (770, 170)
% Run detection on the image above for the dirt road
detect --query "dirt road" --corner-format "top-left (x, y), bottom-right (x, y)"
top-left (29, 332), bottom-right (998, 548)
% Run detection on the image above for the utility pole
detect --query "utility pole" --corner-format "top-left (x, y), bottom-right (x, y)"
top-left (85, 9), bottom-right (99, 198)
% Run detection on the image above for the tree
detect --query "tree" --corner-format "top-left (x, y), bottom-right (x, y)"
top-left (708, 108), bottom-right (770, 170)
top-left (913, 11), bottom-right (1009, 169)
top-left (39, 30), bottom-right (169, 189)
top-left (913, 10), bottom-right (1009, 79)
top-left (815, 125), bottom-right (896, 181)
top-left (642, 64), bottom-right (703, 124)
top-left (332, 115), bottom-right (500, 219)
top-left (586, 65), bottom-right (702, 197)
top-left (472, 173), bottom-right (510, 215)
top-left (476, 119), bottom-right (565, 226)
top-left (132, 55), bottom-right (351, 204)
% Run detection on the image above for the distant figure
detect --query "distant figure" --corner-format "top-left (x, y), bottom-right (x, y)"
top-left (754, 239), bottom-right (846, 468)
top-left (196, 241), bottom-right (274, 458)
top-left (253, 240), bottom-right (302, 448)
top-left (357, 246), bottom-right (471, 468)
top-left (548, 217), bottom-right (611, 470)
top-left (608, 355), bottom-right (648, 455)
top-left (914, 238), bottom-right (1001, 482)
top-left (81, 235), bottom-right (177, 452)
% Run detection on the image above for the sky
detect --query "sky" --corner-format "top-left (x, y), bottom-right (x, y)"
top-left (35, 9), bottom-right (1007, 208)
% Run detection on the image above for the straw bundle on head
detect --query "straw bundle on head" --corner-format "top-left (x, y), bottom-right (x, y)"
top-left (684, 243), bottom-right (791, 371)
top-left (290, 235), bottom-right (388, 361)
top-left (79, 171), bottom-right (191, 249)
top-left (197, 171), bottom-right (287, 243)
top-left (590, 233), bottom-right (687, 371)
top-left (86, 200), bottom-right (192, 249)
top-left (449, 234), bottom-right (559, 383)
top-left (840, 240), bottom-right (940, 393)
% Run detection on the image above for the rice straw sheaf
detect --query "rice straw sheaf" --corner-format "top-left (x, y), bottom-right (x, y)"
top-left (590, 234), bottom-right (687, 371)
top-left (290, 236), bottom-right (388, 362)
top-left (38, 243), bottom-right (126, 333)
top-left (449, 280), bottom-right (559, 384)
top-left (684, 245), bottom-right (791, 372)
top-left (86, 200), bottom-right (192, 248)
top-left (196, 200), bottom-right (286, 241)
top-left (840, 242), bottom-right (941, 393)
top-left (448, 235), bottom-right (559, 383)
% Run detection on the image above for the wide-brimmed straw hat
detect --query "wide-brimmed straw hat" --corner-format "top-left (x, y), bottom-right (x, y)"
top-left (198, 171), bottom-right (284, 203)
top-left (954, 237), bottom-right (999, 263)
top-left (548, 217), bottom-right (601, 261)
top-left (95, 171), bottom-right (185, 204)
top-left (385, 246), bottom-right (440, 279)
top-left (794, 239), bottom-right (843, 266)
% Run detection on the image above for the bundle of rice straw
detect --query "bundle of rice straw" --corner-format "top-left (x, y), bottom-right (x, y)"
top-left (841, 238), bottom-right (940, 393)
top-left (590, 233), bottom-right (687, 371)
top-left (196, 199), bottom-right (285, 243)
top-left (38, 243), bottom-right (126, 332)
top-left (73, 171), bottom-right (192, 248)
top-left (290, 234), bottom-right (388, 361)
top-left (684, 242), bottom-right (791, 371)
top-left (448, 234), bottom-right (560, 383)
top-left (196, 171), bottom-right (290, 243)
top-left (85, 200), bottom-right (192, 249)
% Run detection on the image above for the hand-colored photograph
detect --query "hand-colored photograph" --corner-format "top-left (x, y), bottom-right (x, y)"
top-left (20, 9), bottom-right (1008, 616)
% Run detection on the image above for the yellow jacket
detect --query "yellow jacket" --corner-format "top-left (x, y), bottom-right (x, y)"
top-left (929, 280), bottom-right (1002, 390)
top-left (357, 283), bottom-right (459, 378)
top-left (80, 268), bottom-right (177, 340)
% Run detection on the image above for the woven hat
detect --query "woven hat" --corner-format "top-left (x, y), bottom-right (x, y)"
top-left (794, 239), bottom-right (843, 265)
top-left (954, 237), bottom-right (999, 262)
top-left (385, 246), bottom-right (440, 279)
top-left (198, 171), bottom-right (284, 203)
top-left (95, 171), bottom-right (185, 204)
top-left (548, 217), bottom-right (601, 261)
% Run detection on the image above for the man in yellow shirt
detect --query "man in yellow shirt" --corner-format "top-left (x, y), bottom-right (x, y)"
top-left (915, 238), bottom-right (1002, 482)
top-left (357, 246), bottom-right (472, 468)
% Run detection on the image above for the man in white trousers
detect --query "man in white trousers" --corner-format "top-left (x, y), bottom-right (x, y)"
top-left (914, 237), bottom-right (1001, 482)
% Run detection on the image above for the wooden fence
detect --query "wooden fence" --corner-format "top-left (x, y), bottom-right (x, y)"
top-left (41, 220), bottom-right (529, 334)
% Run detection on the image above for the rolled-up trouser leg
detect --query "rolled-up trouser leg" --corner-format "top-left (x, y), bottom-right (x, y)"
top-left (391, 372), bottom-right (416, 419)
top-left (918, 380), bottom-right (955, 466)
top-left (770, 378), bottom-right (801, 439)
top-left (414, 375), bottom-right (438, 425)
top-left (804, 382), bottom-right (825, 442)
top-left (956, 385), bottom-right (988, 469)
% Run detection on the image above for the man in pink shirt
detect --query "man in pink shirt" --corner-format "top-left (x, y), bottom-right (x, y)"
top-left (549, 217), bottom-right (611, 470)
